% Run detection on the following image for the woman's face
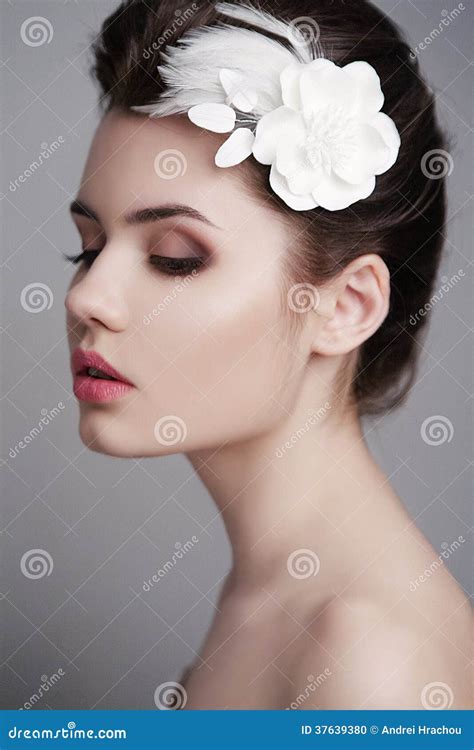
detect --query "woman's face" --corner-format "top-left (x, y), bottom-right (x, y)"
top-left (65, 109), bottom-right (313, 457)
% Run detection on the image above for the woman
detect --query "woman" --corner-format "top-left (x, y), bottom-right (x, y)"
top-left (65, 0), bottom-right (471, 709)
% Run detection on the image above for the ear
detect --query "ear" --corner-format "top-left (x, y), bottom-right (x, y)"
top-left (312, 254), bottom-right (391, 356)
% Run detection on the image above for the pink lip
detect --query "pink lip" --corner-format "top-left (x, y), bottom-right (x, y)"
top-left (71, 348), bottom-right (135, 403)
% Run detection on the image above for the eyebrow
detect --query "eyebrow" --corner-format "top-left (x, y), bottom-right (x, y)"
top-left (69, 199), bottom-right (222, 230)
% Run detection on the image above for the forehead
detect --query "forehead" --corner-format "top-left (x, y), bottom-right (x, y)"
top-left (78, 109), bottom-right (260, 231)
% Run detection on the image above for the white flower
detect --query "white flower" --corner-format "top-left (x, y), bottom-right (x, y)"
top-left (187, 58), bottom-right (401, 212)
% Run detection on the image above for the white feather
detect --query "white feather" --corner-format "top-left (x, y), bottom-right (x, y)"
top-left (131, 2), bottom-right (318, 121)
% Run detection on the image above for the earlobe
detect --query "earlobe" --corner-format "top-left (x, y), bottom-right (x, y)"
top-left (311, 254), bottom-right (391, 357)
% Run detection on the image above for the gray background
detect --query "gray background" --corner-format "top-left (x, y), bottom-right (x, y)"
top-left (1, 0), bottom-right (472, 710)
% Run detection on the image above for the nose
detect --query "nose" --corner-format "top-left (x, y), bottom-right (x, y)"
top-left (64, 251), bottom-right (129, 332)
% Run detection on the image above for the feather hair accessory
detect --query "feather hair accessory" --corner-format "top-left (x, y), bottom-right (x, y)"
top-left (131, 2), bottom-right (401, 212)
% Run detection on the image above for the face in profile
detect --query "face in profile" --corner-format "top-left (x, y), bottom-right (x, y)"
top-left (65, 109), bottom-right (321, 458)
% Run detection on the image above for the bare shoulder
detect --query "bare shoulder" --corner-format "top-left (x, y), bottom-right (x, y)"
top-left (288, 593), bottom-right (472, 710)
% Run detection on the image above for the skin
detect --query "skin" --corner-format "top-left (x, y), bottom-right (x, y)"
top-left (65, 109), bottom-right (472, 710)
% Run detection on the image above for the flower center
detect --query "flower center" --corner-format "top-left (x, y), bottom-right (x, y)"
top-left (303, 104), bottom-right (356, 173)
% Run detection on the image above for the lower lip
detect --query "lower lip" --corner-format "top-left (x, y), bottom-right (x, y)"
top-left (73, 375), bottom-right (135, 403)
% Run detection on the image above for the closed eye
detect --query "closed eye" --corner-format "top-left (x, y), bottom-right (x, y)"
top-left (63, 250), bottom-right (206, 276)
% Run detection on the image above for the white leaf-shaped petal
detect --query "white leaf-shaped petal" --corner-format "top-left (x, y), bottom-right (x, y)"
top-left (215, 128), bottom-right (255, 167)
top-left (343, 61), bottom-right (384, 121)
top-left (269, 164), bottom-right (318, 211)
top-left (188, 103), bottom-right (236, 133)
top-left (312, 173), bottom-right (376, 211)
top-left (252, 107), bottom-right (305, 165)
top-left (219, 68), bottom-right (257, 112)
top-left (369, 112), bottom-right (401, 173)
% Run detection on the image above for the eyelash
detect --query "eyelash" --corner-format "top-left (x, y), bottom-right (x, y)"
top-left (64, 250), bottom-right (206, 276)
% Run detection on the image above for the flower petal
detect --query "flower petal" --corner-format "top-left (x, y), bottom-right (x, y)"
top-left (269, 164), bottom-right (318, 211)
top-left (276, 140), bottom-right (324, 195)
top-left (281, 59), bottom-right (335, 111)
top-left (369, 112), bottom-right (401, 173)
top-left (215, 128), bottom-right (255, 167)
top-left (219, 69), bottom-right (257, 112)
top-left (312, 173), bottom-right (376, 211)
top-left (343, 61), bottom-right (384, 121)
top-left (300, 65), bottom-right (357, 117)
top-left (188, 103), bottom-right (236, 133)
top-left (332, 123), bottom-right (390, 185)
top-left (252, 107), bottom-right (305, 165)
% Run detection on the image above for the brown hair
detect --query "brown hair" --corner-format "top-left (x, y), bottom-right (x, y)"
top-left (90, 0), bottom-right (449, 416)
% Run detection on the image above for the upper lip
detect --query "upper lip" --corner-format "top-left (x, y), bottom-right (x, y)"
top-left (72, 348), bottom-right (134, 385)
